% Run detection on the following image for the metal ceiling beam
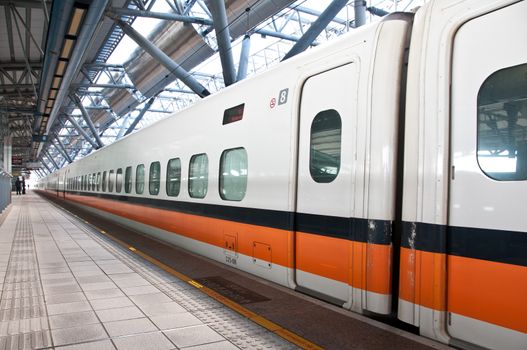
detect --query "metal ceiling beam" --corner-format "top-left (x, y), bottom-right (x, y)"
top-left (71, 94), bottom-right (104, 149)
top-left (44, 149), bottom-right (59, 170)
top-left (206, 0), bottom-right (236, 86)
top-left (123, 97), bottom-right (154, 137)
top-left (54, 135), bottom-right (72, 163)
top-left (107, 7), bottom-right (212, 25)
top-left (291, 5), bottom-right (348, 26)
top-left (0, 62), bottom-right (42, 70)
top-left (64, 114), bottom-right (100, 150)
top-left (114, 18), bottom-right (211, 98)
top-left (40, 155), bottom-right (54, 172)
top-left (367, 6), bottom-right (389, 17)
top-left (282, 0), bottom-right (349, 61)
top-left (10, 5), bottom-right (38, 99)
top-left (0, 1), bottom-right (52, 8)
top-left (254, 28), bottom-right (312, 44)
top-left (71, 83), bottom-right (135, 89)
top-left (39, 0), bottom-right (110, 155)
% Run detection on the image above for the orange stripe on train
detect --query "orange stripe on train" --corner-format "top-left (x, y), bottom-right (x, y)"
top-left (65, 193), bottom-right (392, 296)
top-left (400, 246), bottom-right (527, 334)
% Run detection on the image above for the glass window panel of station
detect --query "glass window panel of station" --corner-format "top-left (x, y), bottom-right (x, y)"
top-left (116, 168), bottom-right (123, 193)
top-left (136, 164), bottom-right (145, 194)
top-left (219, 148), bottom-right (248, 201)
top-left (310, 109), bottom-right (342, 183)
top-left (166, 158), bottom-right (181, 197)
top-left (102, 171), bottom-right (107, 192)
top-left (125, 166), bottom-right (132, 193)
top-left (477, 63), bottom-right (527, 181)
top-left (108, 170), bottom-right (115, 192)
top-left (189, 153), bottom-right (208, 198)
top-left (149, 162), bottom-right (161, 195)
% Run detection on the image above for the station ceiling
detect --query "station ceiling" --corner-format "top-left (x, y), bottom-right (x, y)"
top-left (0, 0), bottom-right (419, 179)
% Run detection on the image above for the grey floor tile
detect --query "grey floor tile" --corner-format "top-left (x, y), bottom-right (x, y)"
top-left (81, 282), bottom-right (117, 291)
top-left (113, 332), bottom-right (174, 350)
top-left (49, 311), bottom-right (99, 329)
top-left (55, 339), bottom-right (116, 350)
top-left (103, 317), bottom-right (157, 337)
top-left (84, 288), bottom-right (125, 300)
top-left (150, 313), bottom-right (203, 330)
top-left (44, 284), bottom-right (82, 295)
top-left (47, 300), bottom-right (93, 315)
top-left (90, 296), bottom-right (134, 310)
top-left (41, 272), bottom-right (74, 280)
top-left (96, 306), bottom-right (144, 322)
top-left (139, 302), bottom-right (188, 317)
top-left (77, 275), bottom-right (112, 284)
top-left (164, 325), bottom-right (224, 348)
top-left (45, 292), bottom-right (86, 305)
top-left (184, 341), bottom-right (239, 350)
top-left (129, 293), bottom-right (172, 307)
top-left (51, 323), bottom-right (108, 346)
top-left (121, 285), bottom-right (159, 296)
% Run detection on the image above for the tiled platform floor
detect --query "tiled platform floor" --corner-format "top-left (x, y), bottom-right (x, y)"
top-left (0, 193), bottom-right (297, 350)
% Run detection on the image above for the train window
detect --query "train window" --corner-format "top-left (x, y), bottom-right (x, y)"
top-left (116, 168), bottom-right (123, 193)
top-left (189, 153), bottom-right (208, 198)
top-left (149, 162), bottom-right (161, 195)
top-left (477, 63), bottom-right (527, 181)
top-left (88, 174), bottom-right (92, 191)
top-left (166, 158), bottom-right (181, 197)
top-left (136, 164), bottom-right (145, 194)
top-left (219, 148), bottom-right (248, 201)
top-left (96, 172), bottom-right (101, 191)
top-left (92, 173), bottom-right (96, 191)
top-left (102, 171), bottom-right (107, 192)
top-left (310, 109), bottom-right (342, 183)
top-left (125, 166), bottom-right (132, 193)
top-left (108, 170), bottom-right (114, 192)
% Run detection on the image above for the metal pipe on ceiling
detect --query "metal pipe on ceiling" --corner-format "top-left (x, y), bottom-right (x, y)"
top-left (64, 114), bottom-right (99, 150)
top-left (54, 135), bottom-right (72, 163)
top-left (39, 0), bottom-right (110, 157)
top-left (123, 97), bottom-right (155, 137)
top-left (107, 7), bottom-right (213, 25)
top-left (236, 35), bottom-right (251, 81)
top-left (281, 0), bottom-right (350, 61)
top-left (114, 18), bottom-right (210, 98)
top-left (71, 94), bottom-right (104, 148)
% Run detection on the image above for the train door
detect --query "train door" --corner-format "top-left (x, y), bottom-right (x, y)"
top-left (449, 2), bottom-right (527, 349)
top-left (295, 63), bottom-right (358, 307)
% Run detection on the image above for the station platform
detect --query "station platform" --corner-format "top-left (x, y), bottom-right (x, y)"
top-left (0, 193), bottom-right (451, 350)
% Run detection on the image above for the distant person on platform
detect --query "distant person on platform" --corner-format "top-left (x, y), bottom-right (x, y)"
top-left (22, 177), bottom-right (26, 194)
top-left (15, 178), bottom-right (21, 195)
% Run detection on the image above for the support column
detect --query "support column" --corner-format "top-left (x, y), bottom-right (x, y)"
top-left (71, 94), bottom-right (104, 148)
top-left (3, 136), bottom-right (12, 174)
top-left (236, 35), bottom-right (251, 81)
top-left (124, 98), bottom-right (155, 137)
top-left (354, 0), bottom-right (366, 27)
top-left (206, 0), bottom-right (236, 86)
top-left (64, 114), bottom-right (100, 150)
top-left (282, 0), bottom-right (349, 61)
top-left (114, 19), bottom-right (210, 97)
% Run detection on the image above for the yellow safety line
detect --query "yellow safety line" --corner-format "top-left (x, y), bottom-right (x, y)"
top-left (67, 212), bottom-right (323, 350)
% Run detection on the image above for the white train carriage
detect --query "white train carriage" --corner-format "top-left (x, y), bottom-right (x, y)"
top-left (38, 1), bottom-right (527, 349)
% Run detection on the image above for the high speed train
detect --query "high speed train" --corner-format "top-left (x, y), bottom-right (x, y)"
top-left (37, 0), bottom-right (526, 348)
